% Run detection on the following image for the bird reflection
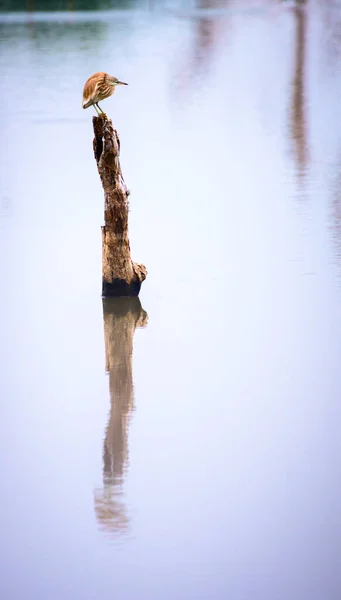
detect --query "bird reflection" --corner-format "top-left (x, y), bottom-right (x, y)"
top-left (290, 1), bottom-right (309, 177)
top-left (94, 297), bottom-right (148, 535)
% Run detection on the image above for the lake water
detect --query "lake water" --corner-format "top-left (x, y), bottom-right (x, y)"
top-left (1, 1), bottom-right (341, 598)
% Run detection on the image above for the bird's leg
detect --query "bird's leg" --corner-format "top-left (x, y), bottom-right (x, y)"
top-left (93, 103), bottom-right (101, 116)
top-left (96, 103), bottom-right (105, 114)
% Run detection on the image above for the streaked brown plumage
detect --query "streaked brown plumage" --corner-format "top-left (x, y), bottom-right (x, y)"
top-left (82, 72), bottom-right (128, 115)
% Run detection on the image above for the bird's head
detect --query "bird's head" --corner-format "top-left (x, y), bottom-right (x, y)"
top-left (109, 76), bottom-right (128, 87)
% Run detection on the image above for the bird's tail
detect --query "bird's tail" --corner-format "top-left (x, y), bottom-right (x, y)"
top-left (82, 99), bottom-right (93, 109)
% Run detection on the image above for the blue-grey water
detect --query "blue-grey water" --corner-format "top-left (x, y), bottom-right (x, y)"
top-left (1, 1), bottom-right (341, 598)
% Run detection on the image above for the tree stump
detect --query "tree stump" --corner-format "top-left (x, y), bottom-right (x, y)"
top-left (92, 115), bottom-right (147, 297)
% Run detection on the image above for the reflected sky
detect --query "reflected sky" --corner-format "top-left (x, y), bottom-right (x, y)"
top-left (1, 1), bottom-right (341, 599)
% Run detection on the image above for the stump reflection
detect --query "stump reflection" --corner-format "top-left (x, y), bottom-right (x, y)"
top-left (290, 2), bottom-right (308, 176)
top-left (94, 297), bottom-right (148, 535)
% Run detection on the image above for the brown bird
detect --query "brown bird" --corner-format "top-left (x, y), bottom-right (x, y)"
top-left (82, 72), bottom-right (128, 115)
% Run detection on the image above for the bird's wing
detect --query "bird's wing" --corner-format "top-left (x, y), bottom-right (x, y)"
top-left (82, 72), bottom-right (105, 107)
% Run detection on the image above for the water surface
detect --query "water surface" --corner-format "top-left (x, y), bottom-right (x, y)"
top-left (1, 1), bottom-right (341, 598)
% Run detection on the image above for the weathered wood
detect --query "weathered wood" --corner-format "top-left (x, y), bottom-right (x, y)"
top-left (92, 115), bottom-right (147, 297)
top-left (94, 297), bottom-right (148, 534)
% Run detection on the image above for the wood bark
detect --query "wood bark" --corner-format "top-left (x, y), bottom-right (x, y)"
top-left (94, 297), bottom-right (148, 534)
top-left (92, 115), bottom-right (147, 297)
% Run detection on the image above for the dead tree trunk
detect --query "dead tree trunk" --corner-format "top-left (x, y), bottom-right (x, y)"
top-left (92, 115), bottom-right (147, 297)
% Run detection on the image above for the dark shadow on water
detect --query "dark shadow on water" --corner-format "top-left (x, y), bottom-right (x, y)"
top-left (0, 0), bottom-right (138, 12)
top-left (94, 297), bottom-right (148, 536)
top-left (0, 19), bottom-right (110, 45)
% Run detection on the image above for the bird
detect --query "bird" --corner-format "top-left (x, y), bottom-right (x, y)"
top-left (82, 72), bottom-right (128, 115)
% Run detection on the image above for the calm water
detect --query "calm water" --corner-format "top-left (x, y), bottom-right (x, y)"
top-left (1, 0), bottom-right (341, 598)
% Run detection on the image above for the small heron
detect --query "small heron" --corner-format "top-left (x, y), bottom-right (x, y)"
top-left (82, 72), bottom-right (128, 115)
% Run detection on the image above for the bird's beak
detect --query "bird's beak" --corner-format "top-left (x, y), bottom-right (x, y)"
top-left (117, 81), bottom-right (128, 86)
